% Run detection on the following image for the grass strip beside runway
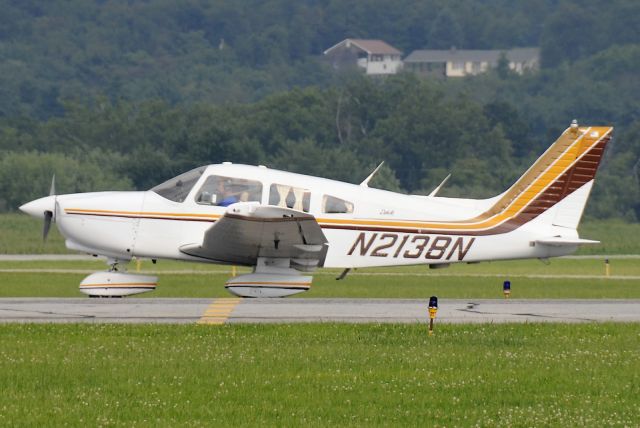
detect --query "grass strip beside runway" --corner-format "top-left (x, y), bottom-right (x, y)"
top-left (2, 256), bottom-right (640, 275)
top-left (0, 323), bottom-right (637, 426)
top-left (1, 257), bottom-right (638, 299)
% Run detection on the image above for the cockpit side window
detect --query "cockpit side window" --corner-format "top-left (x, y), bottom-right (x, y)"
top-left (150, 167), bottom-right (205, 203)
top-left (195, 175), bottom-right (262, 207)
top-left (322, 195), bottom-right (354, 214)
top-left (269, 184), bottom-right (310, 212)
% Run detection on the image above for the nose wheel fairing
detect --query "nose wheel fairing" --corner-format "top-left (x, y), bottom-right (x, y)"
top-left (79, 271), bottom-right (158, 297)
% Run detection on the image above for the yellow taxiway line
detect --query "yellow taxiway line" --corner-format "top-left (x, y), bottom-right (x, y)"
top-left (198, 298), bottom-right (242, 325)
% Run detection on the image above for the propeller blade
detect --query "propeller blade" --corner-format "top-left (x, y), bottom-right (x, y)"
top-left (43, 210), bottom-right (53, 241)
top-left (49, 175), bottom-right (56, 196)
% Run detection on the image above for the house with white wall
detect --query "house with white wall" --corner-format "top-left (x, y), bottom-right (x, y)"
top-left (403, 47), bottom-right (540, 77)
top-left (323, 39), bottom-right (403, 75)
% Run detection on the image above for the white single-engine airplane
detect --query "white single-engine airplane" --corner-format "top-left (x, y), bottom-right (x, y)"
top-left (20, 122), bottom-right (612, 298)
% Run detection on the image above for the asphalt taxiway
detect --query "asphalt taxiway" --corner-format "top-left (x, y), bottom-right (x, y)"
top-left (0, 298), bottom-right (638, 324)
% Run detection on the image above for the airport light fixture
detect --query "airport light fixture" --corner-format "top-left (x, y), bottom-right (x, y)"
top-left (428, 296), bottom-right (438, 336)
top-left (503, 280), bottom-right (511, 299)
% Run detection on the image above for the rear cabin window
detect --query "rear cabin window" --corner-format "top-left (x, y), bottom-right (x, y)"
top-left (322, 195), bottom-right (354, 214)
top-left (269, 184), bottom-right (310, 212)
top-left (195, 175), bottom-right (262, 207)
top-left (151, 167), bottom-right (205, 203)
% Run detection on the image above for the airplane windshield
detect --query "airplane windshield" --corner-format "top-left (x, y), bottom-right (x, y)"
top-left (150, 167), bottom-right (205, 202)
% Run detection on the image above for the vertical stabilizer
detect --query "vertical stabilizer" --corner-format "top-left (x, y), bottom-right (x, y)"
top-left (470, 123), bottom-right (613, 233)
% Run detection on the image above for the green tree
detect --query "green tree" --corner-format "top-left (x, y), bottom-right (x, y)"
top-left (496, 52), bottom-right (510, 79)
top-left (428, 8), bottom-right (463, 49)
top-left (0, 151), bottom-right (132, 211)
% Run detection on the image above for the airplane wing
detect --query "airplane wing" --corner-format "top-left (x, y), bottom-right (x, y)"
top-left (179, 202), bottom-right (328, 268)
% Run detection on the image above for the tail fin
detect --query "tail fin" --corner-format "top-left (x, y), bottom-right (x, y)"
top-left (469, 123), bottom-right (612, 233)
top-left (366, 122), bottom-right (611, 238)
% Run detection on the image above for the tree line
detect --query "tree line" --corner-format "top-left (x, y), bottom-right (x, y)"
top-left (0, 0), bottom-right (638, 220)
top-left (1, 71), bottom-right (638, 220)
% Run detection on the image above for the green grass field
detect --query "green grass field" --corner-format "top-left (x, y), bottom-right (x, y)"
top-left (1, 257), bottom-right (639, 298)
top-left (0, 323), bottom-right (638, 427)
top-left (0, 213), bottom-right (69, 254)
top-left (1, 213), bottom-right (639, 255)
top-left (2, 213), bottom-right (639, 427)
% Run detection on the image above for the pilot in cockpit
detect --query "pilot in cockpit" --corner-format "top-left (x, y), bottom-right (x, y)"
top-left (216, 180), bottom-right (238, 207)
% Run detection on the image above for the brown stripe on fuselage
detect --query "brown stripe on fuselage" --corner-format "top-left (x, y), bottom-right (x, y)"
top-left (63, 211), bottom-right (217, 222)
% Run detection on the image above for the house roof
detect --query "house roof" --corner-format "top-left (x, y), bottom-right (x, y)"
top-left (324, 39), bottom-right (402, 56)
top-left (404, 48), bottom-right (539, 64)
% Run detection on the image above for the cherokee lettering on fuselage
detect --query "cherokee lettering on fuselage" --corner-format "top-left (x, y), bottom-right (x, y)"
top-left (347, 232), bottom-right (475, 261)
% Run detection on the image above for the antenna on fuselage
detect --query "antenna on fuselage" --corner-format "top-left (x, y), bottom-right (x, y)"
top-left (360, 161), bottom-right (384, 188)
top-left (428, 173), bottom-right (451, 197)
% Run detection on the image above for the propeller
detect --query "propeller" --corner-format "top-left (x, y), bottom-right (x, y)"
top-left (43, 210), bottom-right (53, 241)
top-left (43, 175), bottom-right (55, 242)
top-left (49, 174), bottom-right (56, 196)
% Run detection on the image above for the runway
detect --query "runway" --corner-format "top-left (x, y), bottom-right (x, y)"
top-left (0, 298), bottom-right (638, 324)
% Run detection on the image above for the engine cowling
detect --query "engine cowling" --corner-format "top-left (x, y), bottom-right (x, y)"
top-left (79, 271), bottom-right (158, 297)
top-left (225, 273), bottom-right (311, 298)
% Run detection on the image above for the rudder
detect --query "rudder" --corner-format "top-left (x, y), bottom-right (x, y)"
top-left (478, 122), bottom-right (613, 232)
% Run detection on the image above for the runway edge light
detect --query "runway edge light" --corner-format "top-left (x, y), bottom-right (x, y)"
top-left (428, 296), bottom-right (438, 336)
top-left (503, 280), bottom-right (511, 299)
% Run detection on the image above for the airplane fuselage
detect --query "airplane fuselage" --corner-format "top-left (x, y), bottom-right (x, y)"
top-left (19, 125), bottom-right (612, 297)
top-left (39, 163), bottom-right (577, 268)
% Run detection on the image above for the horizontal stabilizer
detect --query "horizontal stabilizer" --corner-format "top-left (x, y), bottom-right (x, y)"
top-left (535, 237), bottom-right (600, 247)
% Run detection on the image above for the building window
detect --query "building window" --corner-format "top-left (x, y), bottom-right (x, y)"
top-left (472, 62), bottom-right (481, 73)
top-left (322, 195), bottom-right (354, 214)
top-left (451, 62), bottom-right (464, 70)
top-left (269, 184), bottom-right (310, 212)
top-left (370, 54), bottom-right (383, 62)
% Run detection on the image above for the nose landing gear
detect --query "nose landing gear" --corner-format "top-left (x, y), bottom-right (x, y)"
top-left (79, 258), bottom-right (158, 297)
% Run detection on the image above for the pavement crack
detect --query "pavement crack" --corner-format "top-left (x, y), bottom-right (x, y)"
top-left (514, 312), bottom-right (598, 322)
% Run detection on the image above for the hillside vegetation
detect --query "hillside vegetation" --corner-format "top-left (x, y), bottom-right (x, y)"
top-left (0, 0), bottom-right (638, 220)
